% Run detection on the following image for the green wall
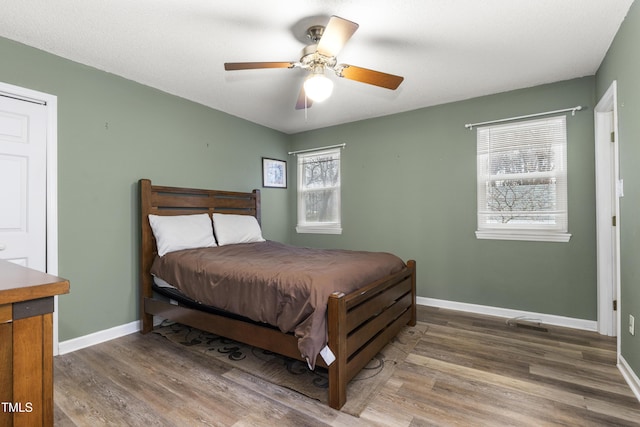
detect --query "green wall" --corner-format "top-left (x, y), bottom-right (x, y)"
top-left (596, 0), bottom-right (640, 381)
top-left (289, 77), bottom-right (597, 321)
top-left (0, 36), bottom-right (291, 341)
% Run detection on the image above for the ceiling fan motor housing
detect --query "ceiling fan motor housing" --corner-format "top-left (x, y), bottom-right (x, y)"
top-left (300, 44), bottom-right (337, 71)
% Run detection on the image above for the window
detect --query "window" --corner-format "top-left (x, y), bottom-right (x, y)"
top-left (476, 116), bottom-right (570, 242)
top-left (296, 148), bottom-right (342, 234)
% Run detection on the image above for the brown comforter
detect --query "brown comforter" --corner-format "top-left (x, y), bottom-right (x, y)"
top-left (150, 240), bottom-right (405, 368)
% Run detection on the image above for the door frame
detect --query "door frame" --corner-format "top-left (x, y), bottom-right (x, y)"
top-left (594, 80), bottom-right (621, 345)
top-left (0, 81), bottom-right (60, 353)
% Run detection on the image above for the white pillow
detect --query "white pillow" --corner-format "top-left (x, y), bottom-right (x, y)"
top-left (213, 213), bottom-right (265, 246)
top-left (148, 213), bottom-right (217, 256)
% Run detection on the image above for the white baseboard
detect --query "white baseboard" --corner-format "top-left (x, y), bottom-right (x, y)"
top-left (418, 297), bottom-right (598, 331)
top-left (58, 320), bottom-right (141, 355)
top-left (619, 355), bottom-right (640, 403)
top-left (58, 299), bottom-right (597, 356)
top-left (58, 316), bottom-right (166, 355)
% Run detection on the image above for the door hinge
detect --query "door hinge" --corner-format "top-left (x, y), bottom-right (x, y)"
top-left (613, 300), bottom-right (618, 311)
top-left (611, 131), bottom-right (615, 143)
top-left (612, 216), bottom-right (617, 226)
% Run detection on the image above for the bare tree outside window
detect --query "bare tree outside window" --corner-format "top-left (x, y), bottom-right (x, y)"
top-left (302, 154), bottom-right (340, 222)
top-left (486, 142), bottom-right (557, 224)
top-left (296, 148), bottom-right (342, 233)
top-left (476, 116), bottom-right (569, 241)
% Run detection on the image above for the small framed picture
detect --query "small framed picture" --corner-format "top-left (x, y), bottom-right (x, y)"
top-left (262, 157), bottom-right (287, 188)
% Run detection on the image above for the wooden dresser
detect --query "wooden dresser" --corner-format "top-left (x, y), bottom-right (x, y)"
top-left (0, 260), bottom-right (70, 427)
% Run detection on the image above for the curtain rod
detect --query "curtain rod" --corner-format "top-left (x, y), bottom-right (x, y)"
top-left (288, 143), bottom-right (346, 155)
top-left (464, 106), bottom-right (583, 130)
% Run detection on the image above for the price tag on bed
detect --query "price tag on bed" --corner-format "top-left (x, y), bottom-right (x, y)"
top-left (320, 345), bottom-right (336, 365)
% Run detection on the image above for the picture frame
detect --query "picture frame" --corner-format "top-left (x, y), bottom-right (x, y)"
top-left (262, 157), bottom-right (287, 188)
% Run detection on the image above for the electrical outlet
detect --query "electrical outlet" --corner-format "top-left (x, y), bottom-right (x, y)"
top-left (630, 315), bottom-right (635, 336)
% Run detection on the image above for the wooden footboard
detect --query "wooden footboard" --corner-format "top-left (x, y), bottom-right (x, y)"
top-left (138, 178), bottom-right (417, 410)
top-left (327, 260), bottom-right (416, 409)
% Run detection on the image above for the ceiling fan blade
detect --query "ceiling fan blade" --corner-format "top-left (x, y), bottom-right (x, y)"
top-left (316, 16), bottom-right (359, 58)
top-left (337, 64), bottom-right (404, 90)
top-left (224, 62), bottom-right (295, 71)
top-left (295, 86), bottom-right (313, 110)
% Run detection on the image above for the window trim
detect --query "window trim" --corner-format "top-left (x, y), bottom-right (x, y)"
top-left (475, 229), bottom-right (571, 242)
top-left (295, 147), bottom-right (342, 235)
top-left (475, 115), bottom-right (571, 243)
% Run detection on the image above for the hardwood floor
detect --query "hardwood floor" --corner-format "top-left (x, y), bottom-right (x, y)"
top-left (54, 306), bottom-right (640, 426)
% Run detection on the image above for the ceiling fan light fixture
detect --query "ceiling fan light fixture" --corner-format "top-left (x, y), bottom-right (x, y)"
top-left (303, 71), bottom-right (334, 103)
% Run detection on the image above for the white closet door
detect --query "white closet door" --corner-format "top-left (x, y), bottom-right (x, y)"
top-left (0, 95), bottom-right (47, 270)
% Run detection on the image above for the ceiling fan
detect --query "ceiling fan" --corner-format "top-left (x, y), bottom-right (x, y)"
top-left (224, 16), bottom-right (404, 109)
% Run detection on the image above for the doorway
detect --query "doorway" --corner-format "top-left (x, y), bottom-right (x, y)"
top-left (594, 80), bottom-right (621, 342)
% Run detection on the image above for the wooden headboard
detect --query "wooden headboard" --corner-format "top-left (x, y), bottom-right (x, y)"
top-left (138, 178), bottom-right (260, 332)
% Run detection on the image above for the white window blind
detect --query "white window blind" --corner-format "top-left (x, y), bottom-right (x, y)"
top-left (296, 147), bottom-right (342, 234)
top-left (476, 116), bottom-right (570, 242)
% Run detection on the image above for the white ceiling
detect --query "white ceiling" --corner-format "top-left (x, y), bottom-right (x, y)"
top-left (0, 0), bottom-right (634, 134)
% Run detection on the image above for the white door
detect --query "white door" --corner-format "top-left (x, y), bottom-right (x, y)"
top-left (0, 94), bottom-right (47, 270)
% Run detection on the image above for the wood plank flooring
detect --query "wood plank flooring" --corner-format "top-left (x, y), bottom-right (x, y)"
top-left (53, 306), bottom-right (640, 426)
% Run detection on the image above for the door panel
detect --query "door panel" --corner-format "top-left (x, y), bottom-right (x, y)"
top-left (0, 96), bottom-right (47, 271)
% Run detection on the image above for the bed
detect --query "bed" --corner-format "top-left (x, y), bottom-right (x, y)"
top-left (138, 178), bottom-right (416, 409)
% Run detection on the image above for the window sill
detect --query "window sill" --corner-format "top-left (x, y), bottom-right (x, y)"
top-left (475, 230), bottom-right (571, 243)
top-left (296, 225), bottom-right (342, 235)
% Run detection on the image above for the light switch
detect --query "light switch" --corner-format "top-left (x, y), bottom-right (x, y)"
top-left (617, 179), bottom-right (624, 198)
